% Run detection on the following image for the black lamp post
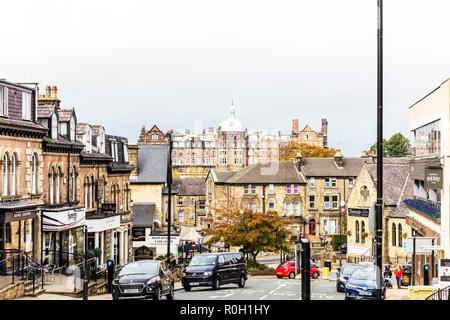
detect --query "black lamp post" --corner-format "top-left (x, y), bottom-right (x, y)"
top-left (339, 200), bottom-right (345, 267)
top-left (165, 131), bottom-right (173, 267)
top-left (375, 0), bottom-right (384, 301)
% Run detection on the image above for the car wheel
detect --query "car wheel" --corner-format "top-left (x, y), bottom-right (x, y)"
top-left (213, 277), bottom-right (221, 290)
top-left (276, 275), bottom-right (283, 279)
top-left (184, 286), bottom-right (191, 292)
top-left (312, 271), bottom-right (319, 279)
top-left (288, 272), bottom-right (295, 279)
top-left (166, 283), bottom-right (174, 300)
top-left (238, 275), bottom-right (246, 288)
top-left (153, 286), bottom-right (162, 300)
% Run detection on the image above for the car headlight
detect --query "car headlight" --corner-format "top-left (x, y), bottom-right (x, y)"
top-left (346, 283), bottom-right (357, 289)
top-left (113, 279), bottom-right (119, 285)
top-left (204, 271), bottom-right (213, 276)
top-left (147, 278), bottom-right (158, 286)
top-left (182, 272), bottom-right (187, 277)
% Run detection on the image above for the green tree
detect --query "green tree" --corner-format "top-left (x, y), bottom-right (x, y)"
top-left (386, 132), bottom-right (411, 157)
top-left (369, 139), bottom-right (387, 156)
top-left (203, 199), bottom-right (292, 262)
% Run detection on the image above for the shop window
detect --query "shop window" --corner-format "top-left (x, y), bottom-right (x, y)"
top-left (356, 221), bottom-right (360, 243)
top-left (361, 221), bottom-right (366, 244)
top-left (5, 222), bottom-right (11, 244)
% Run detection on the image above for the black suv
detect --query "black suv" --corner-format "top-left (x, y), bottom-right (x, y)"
top-left (111, 260), bottom-right (174, 300)
top-left (182, 252), bottom-right (248, 291)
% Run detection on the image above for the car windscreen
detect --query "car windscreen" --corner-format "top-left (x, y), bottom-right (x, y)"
top-left (119, 262), bottom-right (159, 276)
top-left (350, 270), bottom-right (377, 281)
top-left (189, 255), bottom-right (217, 266)
top-left (279, 262), bottom-right (290, 267)
top-left (342, 266), bottom-right (358, 275)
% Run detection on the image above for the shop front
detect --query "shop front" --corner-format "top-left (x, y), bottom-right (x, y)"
top-left (0, 205), bottom-right (39, 270)
top-left (85, 214), bottom-right (121, 268)
top-left (42, 207), bottom-right (86, 269)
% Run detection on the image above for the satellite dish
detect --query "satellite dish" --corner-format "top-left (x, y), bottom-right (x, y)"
top-left (368, 204), bottom-right (376, 234)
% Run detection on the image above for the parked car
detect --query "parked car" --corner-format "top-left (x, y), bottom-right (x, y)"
top-left (275, 261), bottom-right (320, 279)
top-left (340, 243), bottom-right (347, 254)
top-left (358, 261), bottom-right (375, 268)
top-left (344, 267), bottom-right (386, 300)
top-left (182, 252), bottom-right (248, 291)
top-left (336, 263), bottom-right (360, 292)
top-left (111, 260), bottom-right (174, 300)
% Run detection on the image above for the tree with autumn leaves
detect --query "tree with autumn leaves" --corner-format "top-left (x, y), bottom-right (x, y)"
top-left (279, 141), bottom-right (336, 161)
top-left (203, 199), bottom-right (293, 262)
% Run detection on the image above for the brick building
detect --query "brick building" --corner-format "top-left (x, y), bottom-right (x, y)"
top-left (0, 80), bottom-right (47, 264)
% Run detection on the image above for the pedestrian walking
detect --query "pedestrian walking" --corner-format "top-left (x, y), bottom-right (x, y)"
top-left (394, 265), bottom-right (403, 289)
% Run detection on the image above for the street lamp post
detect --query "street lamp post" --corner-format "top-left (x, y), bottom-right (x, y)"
top-left (339, 200), bottom-right (345, 267)
top-left (376, 0), bottom-right (384, 301)
top-left (166, 131), bottom-right (173, 267)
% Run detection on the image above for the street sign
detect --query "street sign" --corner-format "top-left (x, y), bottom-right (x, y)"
top-left (405, 237), bottom-right (437, 254)
top-left (368, 204), bottom-right (376, 234)
top-left (438, 259), bottom-right (450, 287)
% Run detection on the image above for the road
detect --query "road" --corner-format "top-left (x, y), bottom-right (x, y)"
top-left (175, 277), bottom-right (344, 300)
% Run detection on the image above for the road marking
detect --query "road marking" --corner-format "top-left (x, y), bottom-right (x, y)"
top-left (210, 293), bottom-right (233, 299)
top-left (259, 295), bottom-right (268, 300)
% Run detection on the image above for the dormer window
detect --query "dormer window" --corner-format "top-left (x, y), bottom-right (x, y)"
top-left (51, 112), bottom-right (58, 140)
top-left (70, 117), bottom-right (75, 141)
top-left (22, 92), bottom-right (32, 120)
top-left (123, 143), bottom-right (129, 162)
top-left (0, 86), bottom-right (8, 116)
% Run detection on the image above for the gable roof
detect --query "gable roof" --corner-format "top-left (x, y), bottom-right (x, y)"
top-left (37, 105), bottom-right (55, 118)
top-left (365, 157), bottom-right (413, 206)
top-left (58, 108), bottom-right (74, 122)
top-left (300, 157), bottom-right (364, 177)
top-left (301, 125), bottom-right (314, 132)
top-left (211, 162), bottom-right (306, 184)
top-left (173, 179), bottom-right (205, 196)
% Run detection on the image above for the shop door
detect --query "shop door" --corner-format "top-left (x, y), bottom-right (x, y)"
top-left (60, 231), bottom-right (69, 268)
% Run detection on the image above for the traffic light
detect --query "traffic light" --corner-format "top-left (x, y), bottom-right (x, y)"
top-left (423, 263), bottom-right (430, 285)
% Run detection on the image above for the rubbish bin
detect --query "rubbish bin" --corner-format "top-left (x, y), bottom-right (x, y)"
top-left (401, 269), bottom-right (411, 287)
top-left (324, 260), bottom-right (332, 270)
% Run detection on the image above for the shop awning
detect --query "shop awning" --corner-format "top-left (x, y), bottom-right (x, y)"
top-left (132, 203), bottom-right (155, 228)
top-left (42, 207), bottom-right (85, 232)
top-left (86, 215), bottom-right (120, 233)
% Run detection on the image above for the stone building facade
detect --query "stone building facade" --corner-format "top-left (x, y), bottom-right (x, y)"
top-left (346, 158), bottom-right (413, 264)
top-left (0, 80), bottom-right (47, 264)
top-left (173, 179), bottom-right (206, 229)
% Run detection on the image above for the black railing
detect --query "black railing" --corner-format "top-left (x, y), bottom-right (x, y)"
top-left (426, 285), bottom-right (450, 300)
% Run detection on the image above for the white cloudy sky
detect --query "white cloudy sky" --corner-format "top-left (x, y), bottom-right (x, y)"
top-left (1, 0), bottom-right (449, 156)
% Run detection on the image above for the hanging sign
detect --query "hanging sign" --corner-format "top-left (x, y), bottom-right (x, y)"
top-left (425, 167), bottom-right (443, 190)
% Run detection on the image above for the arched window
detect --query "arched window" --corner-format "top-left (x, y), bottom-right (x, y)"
top-left (392, 223), bottom-right (397, 247)
top-left (11, 154), bottom-right (16, 196)
top-left (49, 167), bottom-right (54, 204)
top-left (356, 221), bottom-right (360, 243)
top-left (56, 167), bottom-right (61, 204)
top-left (361, 221), bottom-right (366, 244)
top-left (71, 166), bottom-right (76, 201)
top-left (84, 177), bottom-right (88, 208)
top-left (2, 153), bottom-right (8, 196)
top-left (31, 154), bottom-right (37, 194)
top-left (398, 224), bottom-right (403, 247)
top-left (116, 184), bottom-right (121, 212)
top-left (89, 176), bottom-right (94, 209)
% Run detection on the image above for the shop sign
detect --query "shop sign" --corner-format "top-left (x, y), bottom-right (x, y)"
top-left (348, 208), bottom-right (369, 217)
top-left (149, 235), bottom-right (180, 245)
top-left (101, 203), bottom-right (116, 212)
top-left (425, 167), bottom-right (443, 190)
top-left (85, 215), bottom-right (120, 233)
top-left (134, 246), bottom-right (154, 261)
top-left (404, 237), bottom-right (436, 254)
top-left (347, 244), bottom-right (371, 256)
top-left (439, 259), bottom-right (450, 286)
top-left (43, 208), bottom-right (86, 232)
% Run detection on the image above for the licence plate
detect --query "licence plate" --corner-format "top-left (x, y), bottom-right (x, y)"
top-left (359, 291), bottom-right (372, 296)
top-left (276, 272), bottom-right (283, 275)
top-left (190, 282), bottom-right (200, 286)
top-left (124, 289), bottom-right (140, 293)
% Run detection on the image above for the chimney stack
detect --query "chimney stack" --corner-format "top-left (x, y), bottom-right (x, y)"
top-left (292, 119), bottom-right (299, 132)
top-left (294, 152), bottom-right (304, 171)
top-left (321, 118), bottom-right (328, 136)
top-left (334, 150), bottom-right (344, 168)
top-left (51, 86), bottom-right (57, 99)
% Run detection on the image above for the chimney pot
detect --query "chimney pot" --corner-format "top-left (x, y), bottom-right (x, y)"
top-left (45, 86), bottom-right (51, 97)
top-left (51, 86), bottom-right (57, 98)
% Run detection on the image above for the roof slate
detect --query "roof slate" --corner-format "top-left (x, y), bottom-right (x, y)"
top-left (132, 144), bottom-right (168, 183)
top-left (37, 105), bottom-right (55, 118)
top-left (173, 179), bottom-right (206, 195)
top-left (300, 157), bottom-right (364, 177)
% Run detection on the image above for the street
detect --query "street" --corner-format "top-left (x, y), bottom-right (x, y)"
top-left (175, 277), bottom-right (344, 300)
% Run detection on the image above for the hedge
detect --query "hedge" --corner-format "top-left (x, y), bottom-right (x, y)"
top-left (331, 234), bottom-right (347, 251)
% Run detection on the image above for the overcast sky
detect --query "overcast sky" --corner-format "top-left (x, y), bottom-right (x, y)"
top-left (2, 0), bottom-right (449, 156)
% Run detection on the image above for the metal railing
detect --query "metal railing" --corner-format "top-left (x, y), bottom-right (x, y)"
top-left (426, 285), bottom-right (450, 300)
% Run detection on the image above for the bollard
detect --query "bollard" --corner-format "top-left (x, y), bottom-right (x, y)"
top-left (323, 267), bottom-right (329, 279)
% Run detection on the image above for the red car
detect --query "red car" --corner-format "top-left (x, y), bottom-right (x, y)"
top-left (275, 261), bottom-right (320, 279)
